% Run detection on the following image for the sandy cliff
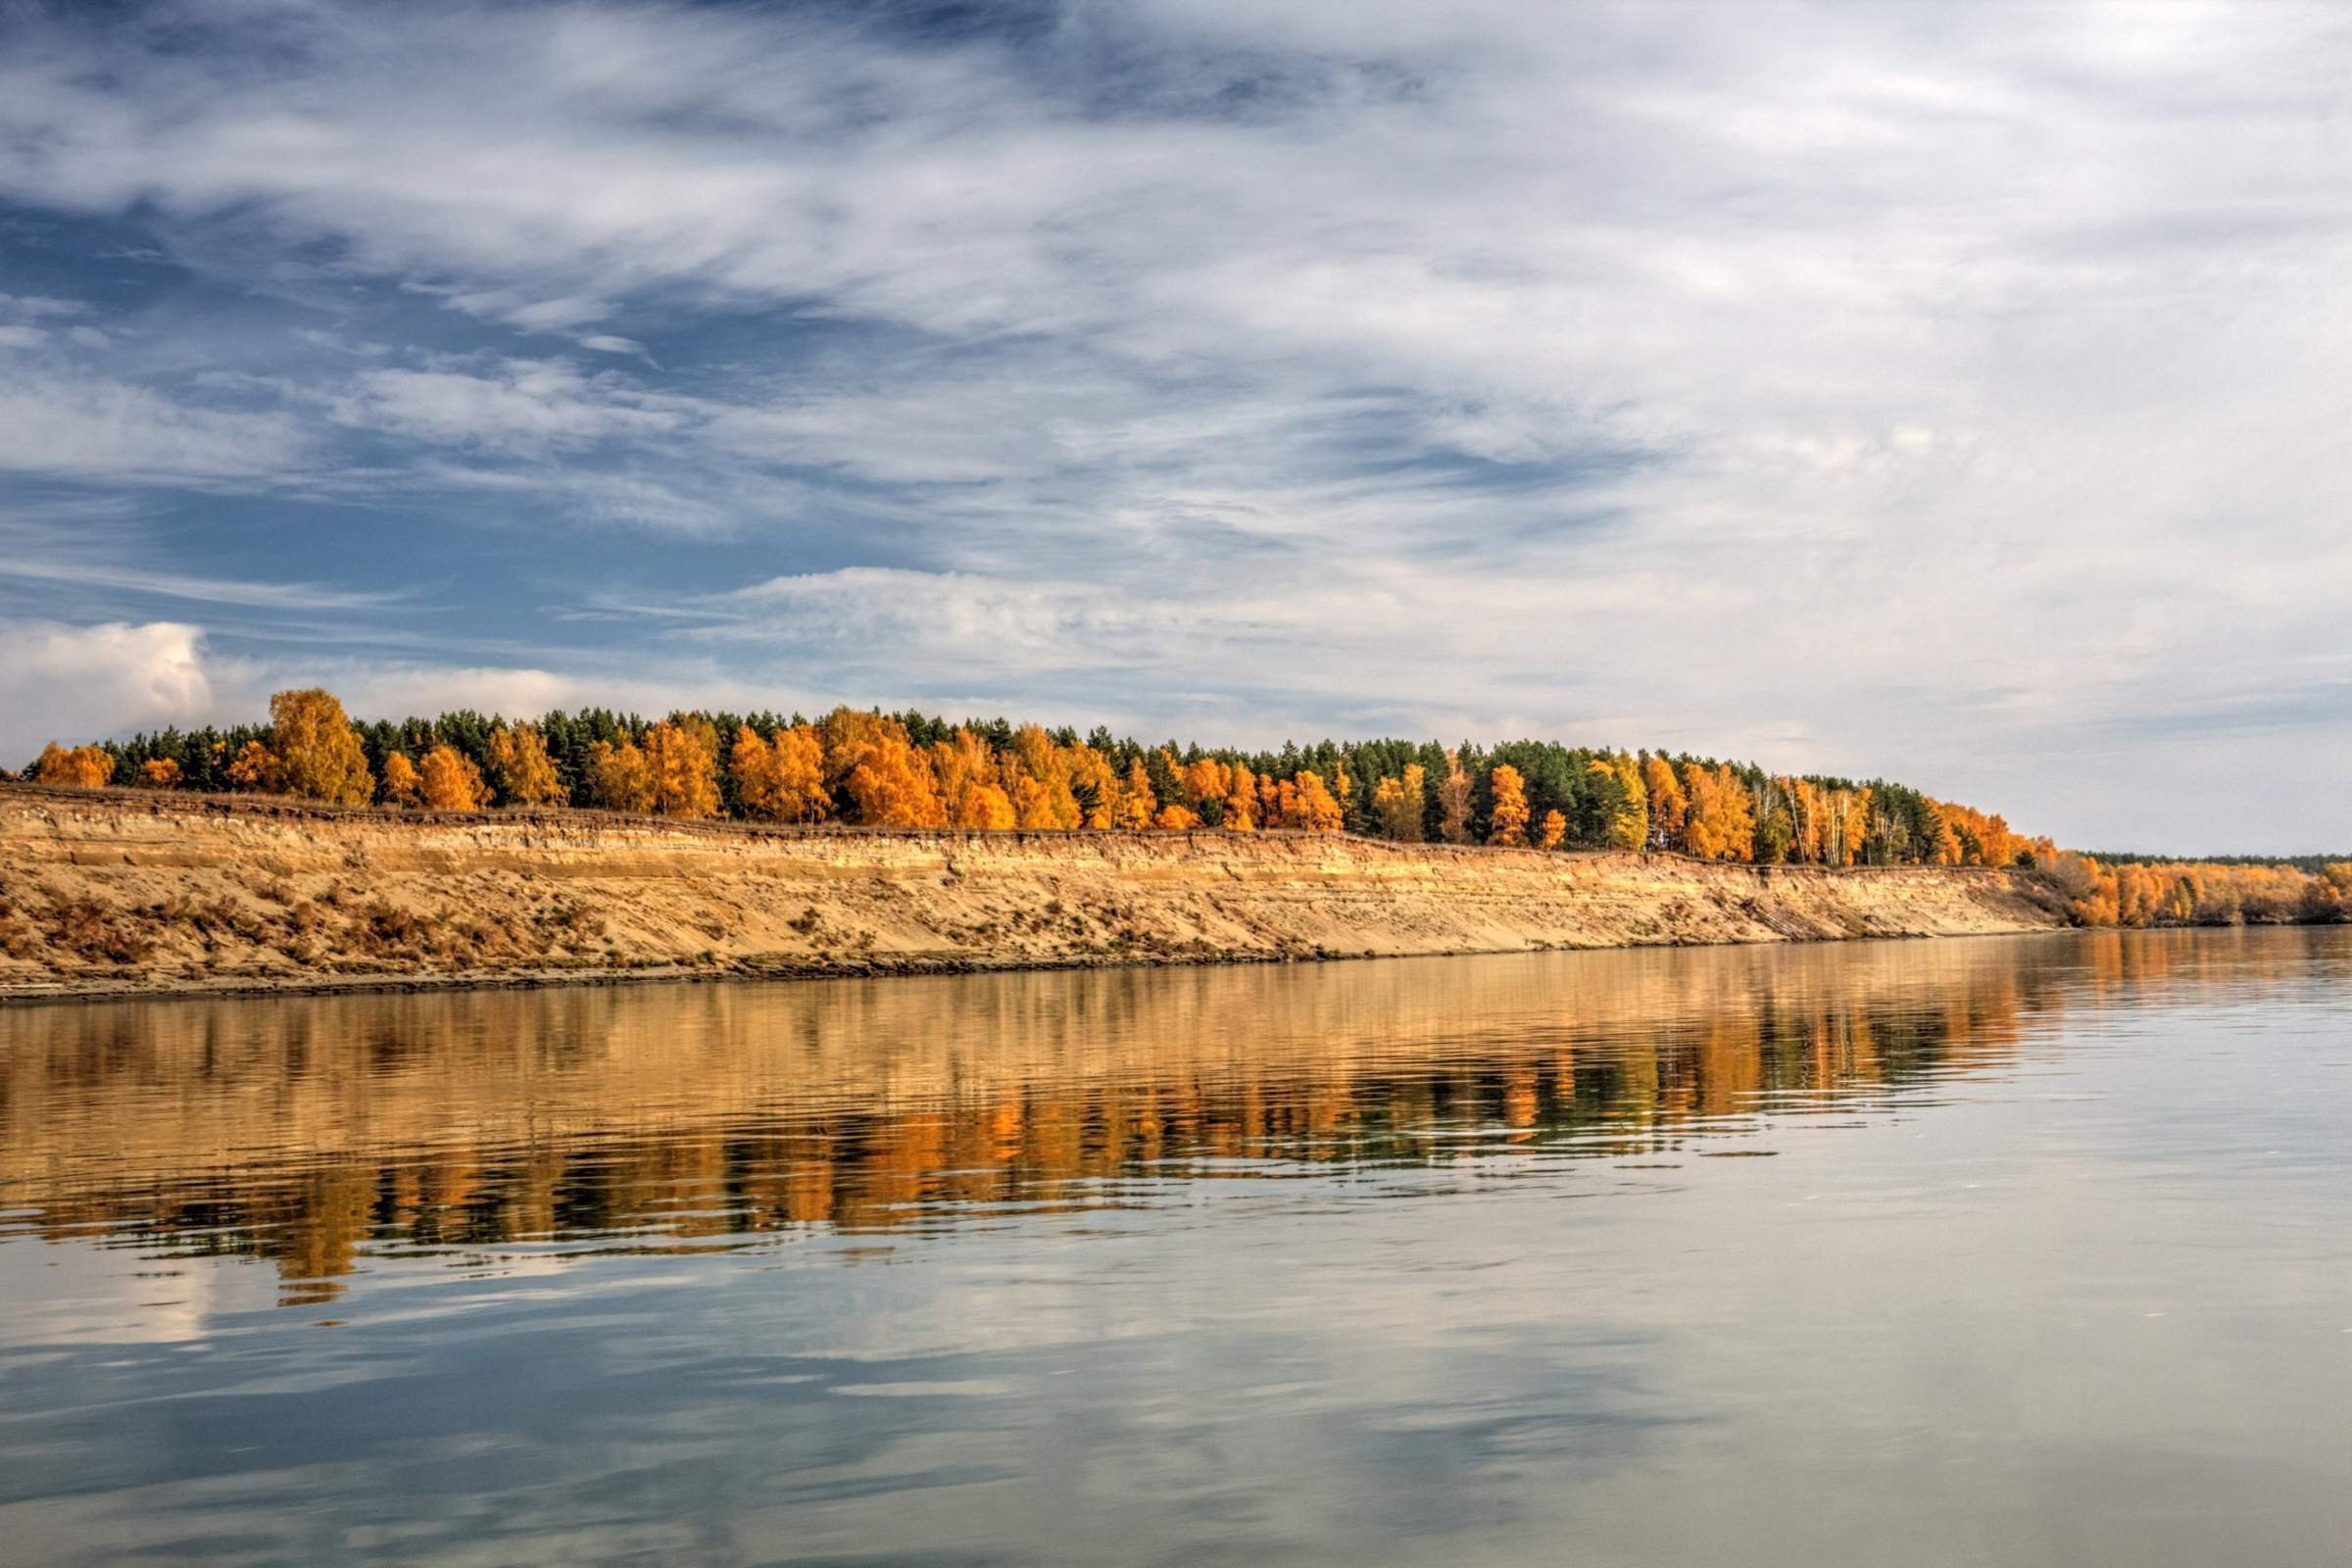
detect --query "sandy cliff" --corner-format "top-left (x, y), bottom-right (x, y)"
top-left (0, 785), bottom-right (2069, 999)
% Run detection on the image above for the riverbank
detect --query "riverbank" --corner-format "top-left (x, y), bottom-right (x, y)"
top-left (0, 784), bottom-right (2070, 1001)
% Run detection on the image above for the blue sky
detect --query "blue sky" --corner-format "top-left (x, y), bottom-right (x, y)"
top-left (1, 0), bottom-right (2348, 852)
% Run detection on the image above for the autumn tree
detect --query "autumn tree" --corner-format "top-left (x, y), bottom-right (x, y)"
top-left (1437, 751), bottom-right (1473, 844)
top-left (138, 757), bottom-right (182, 789)
top-left (953, 778), bottom-right (1017, 829)
top-left (1539, 808), bottom-right (1567, 851)
top-left (268, 689), bottom-right (372, 806)
top-left (1592, 755), bottom-right (1646, 850)
top-left (735, 724), bottom-right (832, 823)
top-left (1678, 763), bottom-right (1755, 861)
top-left (34, 743), bottom-right (115, 789)
top-left (417, 744), bottom-right (490, 810)
top-left (485, 722), bottom-right (564, 808)
top-left (1642, 756), bottom-right (1686, 851)
top-left (928, 730), bottom-right (998, 829)
top-left (645, 716), bottom-right (721, 818)
top-left (1224, 763), bottom-right (1258, 831)
top-left (585, 737), bottom-right (655, 813)
top-left (772, 724), bottom-right (830, 821)
top-left (1290, 769), bottom-right (1345, 832)
top-left (381, 752), bottom-right (422, 807)
top-left (1003, 724), bottom-right (1080, 829)
top-left (1178, 758), bottom-right (1230, 825)
top-left (845, 733), bottom-right (947, 827)
top-left (226, 739), bottom-right (280, 793)
top-left (1371, 763), bottom-right (1425, 842)
top-left (1119, 760), bottom-right (1157, 829)
top-left (1488, 763), bottom-right (1531, 847)
top-left (1153, 803), bottom-right (1200, 830)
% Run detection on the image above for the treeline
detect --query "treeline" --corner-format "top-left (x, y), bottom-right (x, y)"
top-left (2041, 853), bottom-right (2352, 928)
top-left (20, 687), bottom-right (2050, 869)
top-left (22, 688), bottom-right (2352, 925)
top-left (2080, 850), bottom-right (2352, 873)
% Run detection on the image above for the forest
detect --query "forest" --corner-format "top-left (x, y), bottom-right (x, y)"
top-left (17, 688), bottom-right (2351, 928)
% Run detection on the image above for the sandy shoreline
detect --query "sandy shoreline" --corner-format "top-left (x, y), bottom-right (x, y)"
top-left (0, 783), bottom-right (2071, 1004)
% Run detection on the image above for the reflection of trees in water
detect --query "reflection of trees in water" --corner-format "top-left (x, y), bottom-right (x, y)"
top-left (1, 928), bottom-right (2334, 1303)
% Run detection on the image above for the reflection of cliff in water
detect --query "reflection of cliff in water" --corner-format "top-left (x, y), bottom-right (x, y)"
top-left (1, 929), bottom-right (2330, 1303)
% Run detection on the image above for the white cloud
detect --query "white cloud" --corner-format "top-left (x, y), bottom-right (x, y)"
top-left (0, 619), bottom-right (219, 761)
top-left (329, 359), bottom-right (694, 453)
top-left (0, 373), bottom-right (311, 485)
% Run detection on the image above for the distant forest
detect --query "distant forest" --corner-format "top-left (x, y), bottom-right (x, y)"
top-left (19, 688), bottom-right (2352, 927)
top-left (21, 687), bottom-right (2034, 868)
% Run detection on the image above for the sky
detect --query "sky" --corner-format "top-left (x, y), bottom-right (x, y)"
top-left (0, 0), bottom-right (2346, 854)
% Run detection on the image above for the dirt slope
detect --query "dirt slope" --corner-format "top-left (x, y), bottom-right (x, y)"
top-left (0, 785), bottom-right (2069, 1000)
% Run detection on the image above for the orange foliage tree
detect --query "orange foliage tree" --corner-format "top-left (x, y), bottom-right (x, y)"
top-left (734, 724), bottom-right (831, 822)
top-left (34, 743), bottom-right (115, 789)
top-left (381, 752), bottom-right (422, 807)
top-left (1678, 762), bottom-right (1755, 861)
top-left (1223, 763), bottom-right (1258, 831)
top-left (1488, 763), bottom-right (1530, 847)
top-left (1287, 770), bottom-right (1345, 832)
top-left (139, 758), bottom-right (181, 788)
top-left (417, 744), bottom-right (489, 810)
top-left (226, 739), bottom-right (280, 792)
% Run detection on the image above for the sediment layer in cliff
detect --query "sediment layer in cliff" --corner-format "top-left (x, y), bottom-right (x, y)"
top-left (0, 785), bottom-right (2069, 1000)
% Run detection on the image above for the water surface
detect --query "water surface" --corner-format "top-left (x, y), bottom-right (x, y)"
top-left (4, 929), bottom-right (2349, 1565)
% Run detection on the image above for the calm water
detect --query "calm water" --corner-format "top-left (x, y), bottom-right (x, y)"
top-left (3, 930), bottom-right (2349, 1566)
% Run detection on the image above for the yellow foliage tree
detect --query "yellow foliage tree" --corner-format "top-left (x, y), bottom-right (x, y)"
top-left (845, 734), bottom-right (947, 827)
top-left (1119, 760), bottom-right (1157, 829)
top-left (1642, 756), bottom-right (1686, 851)
top-left (1488, 763), bottom-right (1530, 847)
top-left (951, 779), bottom-right (1016, 829)
top-left (927, 731), bottom-right (997, 824)
top-left (1370, 766), bottom-right (1424, 842)
top-left (1600, 753), bottom-right (1647, 850)
top-left (34, 743), bottom-right (115, 789)
top-left (1068, 746), bottom-right (1120, 829)
top-left (646, 716), bottom-right (720, 818)
top-left (1179, 758), bottom-right (1229, 818)
top-left (585, 738), bottom-right (655, 813)
top-left (1437, 752), bottom-right (1473, 844)
top-left (1539, 808), bottom-right (1566, 851)
top-left (417, 744), bottom-right (490, 810)
top-left (735, 724), bottom-right (832, 823)
top-left (267, 688), bottom-right (372, 806)
top-left (1678, 762), bottom-right (1755, 861)
top-left (1153, 803), bottom-right (1200, 830)
top-left (380, 752), bottom-right (422, 807)
top-left (817, 709), bottom-right (900, 788)
top-left (484, 722), bottom-right (564, 808)
top-left (139, 757), bottom-right (182, 788)
top-left (1003, 725), bottom-right (1080, 829)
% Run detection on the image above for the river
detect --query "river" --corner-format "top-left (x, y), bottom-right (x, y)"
top-left (3, 928), bottom-right (2348, 1565)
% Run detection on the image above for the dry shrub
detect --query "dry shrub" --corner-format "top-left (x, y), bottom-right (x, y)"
top-left (48, 896), bottom-right (153, 965)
